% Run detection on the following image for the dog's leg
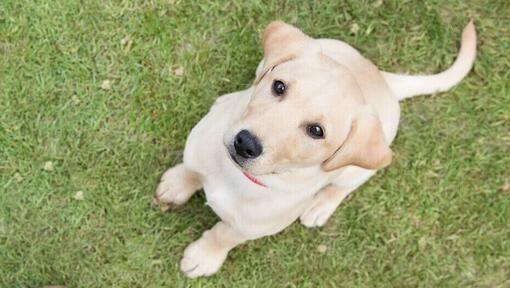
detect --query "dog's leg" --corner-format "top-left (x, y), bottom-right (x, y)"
top-left (154, 163), bottom-right (202, 209)
top-left (300, 184), bottom-right (356, 228)
top-left (180, 221), bottom-right (246, 278)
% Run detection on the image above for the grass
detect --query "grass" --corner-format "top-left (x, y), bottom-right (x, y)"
top-left (1, 0), bottom-right (509, 286)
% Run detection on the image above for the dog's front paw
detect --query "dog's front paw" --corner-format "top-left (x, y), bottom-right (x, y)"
top-left (154, 164), bottom-right (201, 210)
top-left (299, 194), bottom-right (338, 228)
top-left (180, 235), bottom-right (229, 278)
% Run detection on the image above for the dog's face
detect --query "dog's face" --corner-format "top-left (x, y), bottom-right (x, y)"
top-left (224, 21), bottom-right (392, 177)
top-left (225, 57), bottom-right (360, 175)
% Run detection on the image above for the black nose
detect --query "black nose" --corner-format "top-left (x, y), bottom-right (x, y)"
top-left (234, 130), bottom-right (263, 159)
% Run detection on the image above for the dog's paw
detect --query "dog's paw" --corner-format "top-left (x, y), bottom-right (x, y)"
top-left (180, 235), bottom-right (228, 278)
top-left (299, 195), bottom-right (338, 228)
top-left (154, 165), bottom-right (200, 210)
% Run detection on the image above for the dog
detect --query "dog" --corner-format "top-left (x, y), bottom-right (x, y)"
top-left (154, 20), bottom-right (476, 278)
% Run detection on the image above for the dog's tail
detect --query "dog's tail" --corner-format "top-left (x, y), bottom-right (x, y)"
top-left (382, 21), bottom-right (477, 101)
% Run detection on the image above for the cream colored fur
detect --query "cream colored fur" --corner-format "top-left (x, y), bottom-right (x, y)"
top-left (154, 21), bottom-right (476, 278)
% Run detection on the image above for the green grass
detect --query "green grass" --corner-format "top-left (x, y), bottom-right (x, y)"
top-left (1, 0), bottom-right (509, 287)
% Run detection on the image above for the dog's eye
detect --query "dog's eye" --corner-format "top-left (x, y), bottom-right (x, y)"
top-left (272, 80), bottom-right (286, 96)
top-left (306, 124), bottom-right (324, 139)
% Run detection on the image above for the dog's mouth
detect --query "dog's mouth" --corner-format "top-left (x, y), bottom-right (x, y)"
top-left (228, 151), bottom-right (267, 188)
top-left (242, 171), bottom-right (267, 187)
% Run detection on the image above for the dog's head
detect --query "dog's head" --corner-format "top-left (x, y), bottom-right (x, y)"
top-left (224, 21), bottom-right (392, 177)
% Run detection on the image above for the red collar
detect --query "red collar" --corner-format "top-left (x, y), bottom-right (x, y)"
top-left (242, 171), bottom-right (267, 188)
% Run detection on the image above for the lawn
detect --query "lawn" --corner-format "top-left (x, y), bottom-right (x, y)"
top-left (1, 0), bottom-right (509, 287)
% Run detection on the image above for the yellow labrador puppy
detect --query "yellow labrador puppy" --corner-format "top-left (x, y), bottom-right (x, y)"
top-left (155, 21), bottom-right (476, 278)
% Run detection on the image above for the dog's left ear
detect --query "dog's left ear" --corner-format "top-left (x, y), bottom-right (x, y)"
top-left (255, 21), bottom-right (320, 83)
top-left (321, 108), bottom-right (392, 172)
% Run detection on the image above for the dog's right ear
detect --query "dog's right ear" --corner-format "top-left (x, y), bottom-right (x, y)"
top-left (255, 21), bottom-right (320, 83)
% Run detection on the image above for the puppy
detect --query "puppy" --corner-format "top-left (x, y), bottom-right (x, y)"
top-left (154, 21), bottom-right (476, 278)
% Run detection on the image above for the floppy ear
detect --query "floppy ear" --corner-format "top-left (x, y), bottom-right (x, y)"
top-left (255, 21), bottom-right (320, 83)
top-left (321, 110), bottom-right (392, 171)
